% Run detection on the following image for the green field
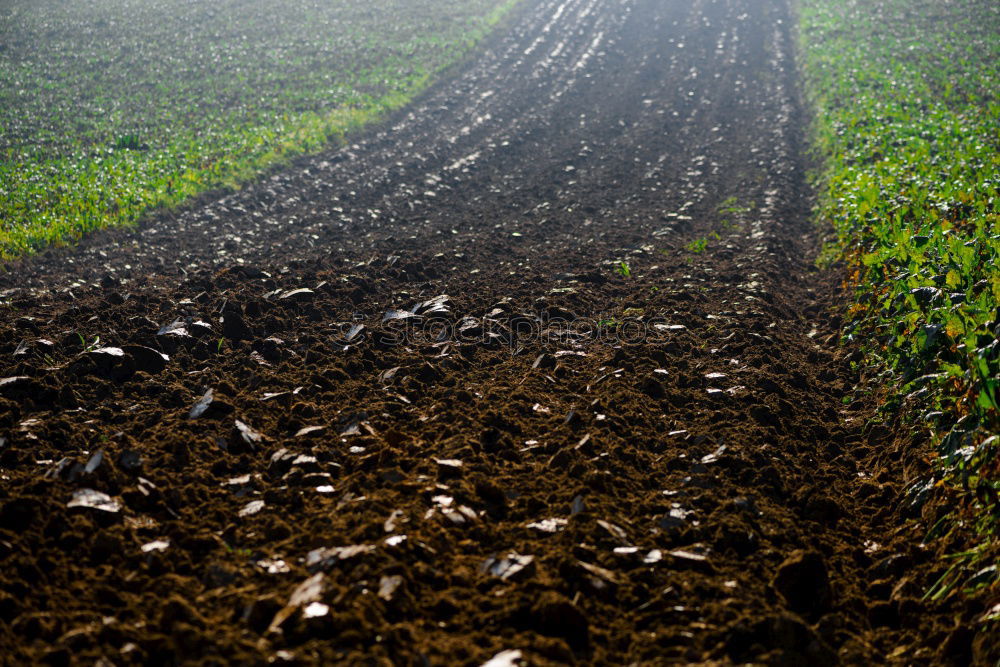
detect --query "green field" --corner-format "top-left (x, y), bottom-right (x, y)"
top-left (798, 0), bottom-right (1000, 601)
top-left (0, 0), bottom-right (517, 258)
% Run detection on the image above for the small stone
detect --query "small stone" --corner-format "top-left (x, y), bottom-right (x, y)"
top-left (643, 549), bottom-right (663, 564)
top-left (157, 321), bottom-right (190, 338)
top-left (482, 553), bottom-right (535, 582)
top-left (701, 444), bottom-right (727, 464)
top-left (597, 519), bottom-right (630, 545)
top-left (526, 518), bottom-right (567, 534)
top-left (141, 539), bottom-right (170, 553)
top-left (305, 544), bottom-right (375, 572)
top-left (269, 449), bottom-right (297, 474)
top-left (732, 496), bottom-right (760, 516)
top-left (231, 419), bottom-right (264, 451)
top-left (239, 500), bottom-right (266, 517)
top-left (188, 389), bottom-right (233, 419)
top-left (83, 450), bottom-right (104, 475)
top-left (384, 510), bottom-right (405, 533)
top-left (67, 488), bottom-right (121, 513)
top-left (378, 575), bottom-right (403, 601)
top-left (256, 558), bottom-right (290, 574)
top-left (481, 649), bottom-right (525, 667)
top-left (268, 573), bottom-right (325, 633)
top-left (302, 601), bottom-right (329, 619)
top-left (278, 288), bottom-right (315, 302)
top-left (667, 549), bottom-right (713, 572)
top-left (576, 560), bottom-right (620, 592)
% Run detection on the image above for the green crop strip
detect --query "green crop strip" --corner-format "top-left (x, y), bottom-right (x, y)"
top-left (0, 0), bottom-right (520, 259)
top-left (797, 0), bottom-right (999, 606)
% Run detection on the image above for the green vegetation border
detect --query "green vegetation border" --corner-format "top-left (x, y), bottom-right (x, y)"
top-left (0, 0), bottom-right (521, 259)
top-left (795, 0), bottom-right (999, 613)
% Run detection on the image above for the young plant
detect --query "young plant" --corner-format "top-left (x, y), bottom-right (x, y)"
top-left (81, 335), bottom-right (101, 353)
top-left (685, 238), bottom-right (708, 253)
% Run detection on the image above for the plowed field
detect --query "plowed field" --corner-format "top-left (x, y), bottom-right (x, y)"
top-left (0, 0), bottom-right (985, 664)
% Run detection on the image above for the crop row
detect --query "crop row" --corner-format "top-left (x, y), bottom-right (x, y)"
top-left (797, 0), bottom-right (999, 605)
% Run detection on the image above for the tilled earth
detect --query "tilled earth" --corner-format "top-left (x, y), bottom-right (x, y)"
top-left (0, 0), bottom-right (989, 664)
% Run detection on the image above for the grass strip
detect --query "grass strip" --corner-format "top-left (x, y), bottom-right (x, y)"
top-left (0, 0), bottom-right (520, 259)
top-left (796, 0), bottom-right (999, 608)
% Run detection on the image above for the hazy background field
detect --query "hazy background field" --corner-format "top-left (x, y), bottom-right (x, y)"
top-left (0, 0), bottom-right (517, 257)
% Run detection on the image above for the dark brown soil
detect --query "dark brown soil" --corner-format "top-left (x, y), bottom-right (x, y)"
top-left (0, 0), bottom-right (991, 664)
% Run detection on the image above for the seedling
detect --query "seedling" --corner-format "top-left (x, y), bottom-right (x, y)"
top-left (717, 196), bottom-right (753, 216)
top-left (81, 335), bottom-right (101, 353)
top-left (615, 261), bottom-right (632, 278)
top-left (685, 238), bottom-right (708, 253)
